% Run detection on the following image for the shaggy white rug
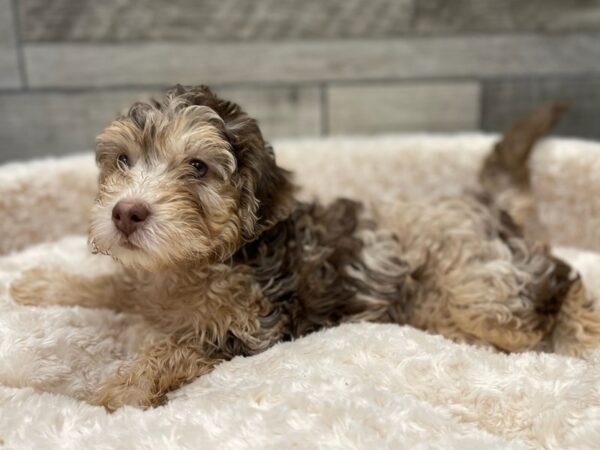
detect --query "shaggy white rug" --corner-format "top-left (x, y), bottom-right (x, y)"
top-left (1, 134), bottom-right (600, 449)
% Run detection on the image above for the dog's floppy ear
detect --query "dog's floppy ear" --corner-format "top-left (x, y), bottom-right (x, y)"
top-left (166, 85), bottom-right (295, 239)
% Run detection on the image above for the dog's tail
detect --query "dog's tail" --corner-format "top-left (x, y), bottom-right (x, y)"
top-left (480, 102), bottom-right (568, 192)
top-left (479, 102), bottom-right (568, 236)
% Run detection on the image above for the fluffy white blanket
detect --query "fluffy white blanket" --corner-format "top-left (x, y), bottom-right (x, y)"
top-left (1, 135), bottom-right (600, 449)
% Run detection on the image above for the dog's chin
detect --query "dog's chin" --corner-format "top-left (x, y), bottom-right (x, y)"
top-left (89, 229), bottom-right (209, 272)
top-left (89, 231), bottom-right (157, 271)
top-left (113, 247), bottom-right (160, 271)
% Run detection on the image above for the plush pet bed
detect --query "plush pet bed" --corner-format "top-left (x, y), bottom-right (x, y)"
top-left (1, 134), bottom-right (600, 449)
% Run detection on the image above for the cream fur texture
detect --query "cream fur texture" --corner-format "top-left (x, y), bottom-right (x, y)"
top-left (1, 134), bottom-right (600, 449)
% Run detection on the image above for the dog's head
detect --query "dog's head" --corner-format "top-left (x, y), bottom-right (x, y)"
top-left (89, 85), bottom-right (294, 271)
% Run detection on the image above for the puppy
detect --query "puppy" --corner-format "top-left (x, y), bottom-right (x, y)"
top-left (11, 85), bottom-right (600, 411)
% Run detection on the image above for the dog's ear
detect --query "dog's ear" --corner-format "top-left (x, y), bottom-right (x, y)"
top-left (166, 85), bottom-right (295, 239)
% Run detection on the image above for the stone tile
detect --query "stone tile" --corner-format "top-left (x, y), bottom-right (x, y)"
top-left (216, 86), bottom-right (322, 139)
top-left (0, 0), bottom-right (21, 89)
top-left (0, 86), bottom-right (320, 163)
top-left (24, 34), bottom-right (600, 88)
top-left (414, 0), bottom-right (600, 33)
top-left (327, 82), bottom-right (480, 134)
top-left (482, 77), bottom-right (600, 140)
top-left (19, 0), bottom-right (413, 42)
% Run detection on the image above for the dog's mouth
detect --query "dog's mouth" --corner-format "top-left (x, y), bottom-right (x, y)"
top-left (89, 232), bottom-right (145, 257)
top-left (118, 238), bottom-right (140, 251)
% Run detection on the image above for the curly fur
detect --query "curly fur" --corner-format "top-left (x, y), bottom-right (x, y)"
top-left (10, 85), bottom-right (600, 411)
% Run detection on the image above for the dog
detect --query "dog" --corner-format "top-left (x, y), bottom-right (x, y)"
top-left (10, 85), bottom-right (600, 411)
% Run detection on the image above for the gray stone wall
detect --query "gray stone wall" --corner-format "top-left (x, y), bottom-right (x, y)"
top-left (2, 0), bottom-right (600, 162)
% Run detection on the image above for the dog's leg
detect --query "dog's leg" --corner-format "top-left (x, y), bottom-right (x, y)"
top-left (447, 306), bottom-right (548, 353)
top-left (442, 242), bottom-right (574, 353)
top-left (91, 340), bottom-right (220, 411)
top-left (457, 276), bottom-right (600, 357)
top-left (9, 267), bottom-right (135, 311)
top-left (551, 278), bottom-right (600, 357)
top-left (478, 104), bottom-right (600, 355)
top-left (445, 287), bottom-right (549, 352)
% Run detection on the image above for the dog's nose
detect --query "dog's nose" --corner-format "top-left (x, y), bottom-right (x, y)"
top-left (112, 201), bottom-right (150, 237)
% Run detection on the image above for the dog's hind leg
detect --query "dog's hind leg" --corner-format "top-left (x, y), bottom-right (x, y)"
top-left (551, 277), bottom-right (600, 357)
top-left (444, 245), bottom-right (575, 353)
top-left (476, 103), bottom-right (600, 356)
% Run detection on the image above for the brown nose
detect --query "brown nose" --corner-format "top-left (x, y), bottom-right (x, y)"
top-left (112, 201), bottom-right (150, 237)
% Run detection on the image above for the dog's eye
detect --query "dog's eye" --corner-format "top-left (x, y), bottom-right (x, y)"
top-left (117, 154), bottom-right (130, 169)
top-left (190, 159), bottom-right (208, 177)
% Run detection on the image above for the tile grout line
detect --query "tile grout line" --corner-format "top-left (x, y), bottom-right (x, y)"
top-left (20, 30), bottom-right (600, 45)
top-left (477, 79), bottom-right (485, 131)
top-left (10, 0), bottom-right (28, 90)
top-left (319, 82), bottom-right (329, 136)
top-left (3, 72), bottom-right (600, 95)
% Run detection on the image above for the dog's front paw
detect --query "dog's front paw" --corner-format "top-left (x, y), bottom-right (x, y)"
top-left (9, 267), bottom-right (61, 306)
top-left (91, 378), bottom-right (166, 412)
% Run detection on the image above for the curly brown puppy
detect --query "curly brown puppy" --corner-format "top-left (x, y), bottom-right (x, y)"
top-left (10, 85), bottom-right (600, 411)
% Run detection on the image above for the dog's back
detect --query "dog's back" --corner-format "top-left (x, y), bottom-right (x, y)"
top-left (233, 103), bottom-right (600, 355)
